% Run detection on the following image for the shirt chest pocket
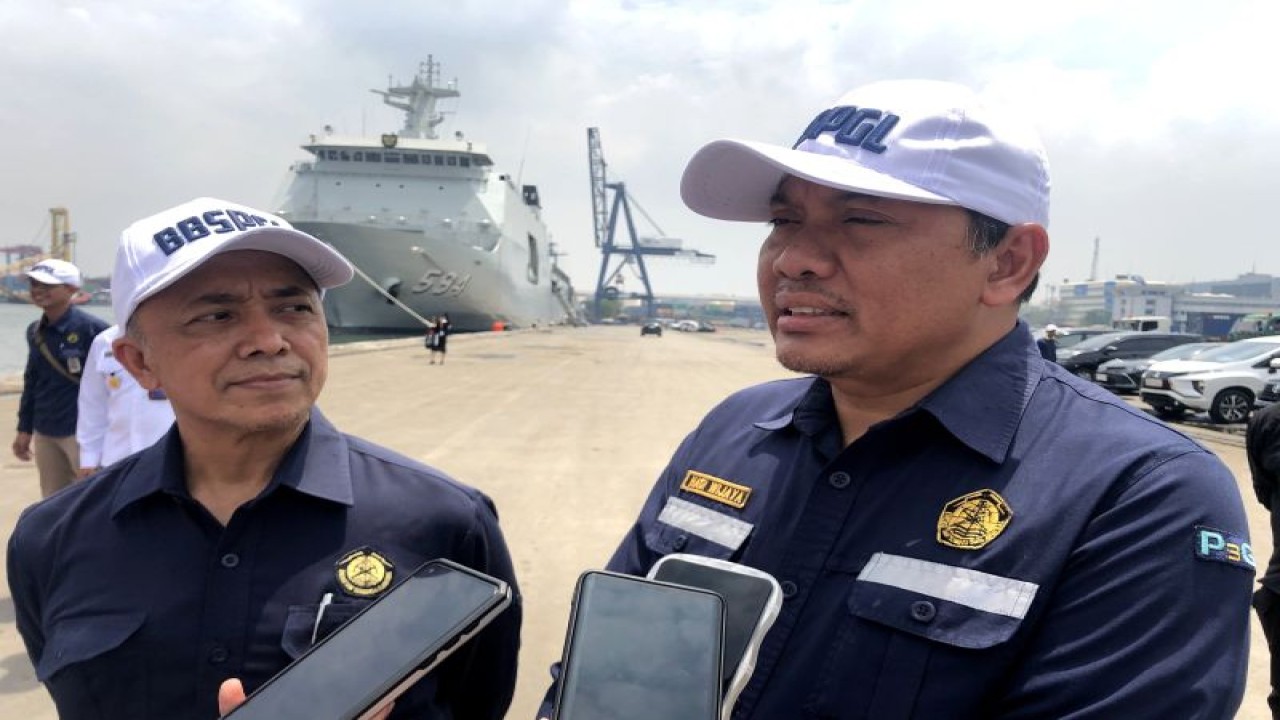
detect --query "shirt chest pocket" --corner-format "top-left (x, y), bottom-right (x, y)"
top-left (808, 554), bottom-right (1034, 720)
top-left (280, 600), bottom-right (368, 659)
top-left (643, 495), bottom-right (754, 561)
top-left (37, 611), bottom-right (148, 719)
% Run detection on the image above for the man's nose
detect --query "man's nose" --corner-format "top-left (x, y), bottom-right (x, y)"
top-left (769, 230), bottom-right (837, 279)
top-left (238, 308), bottom-right (290, 357)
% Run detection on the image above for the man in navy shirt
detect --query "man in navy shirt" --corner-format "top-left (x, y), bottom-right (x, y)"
top-left (1247, 401), bottom-right (1280, 717)
top-left (543, 81), bottom-right (1252, 718)
top-left (13, 258), bottom-right (109, 496)
top-left (7, 197), bottom-right (521, 720)
top-left (1036, 323), bottom-right (1059, 362)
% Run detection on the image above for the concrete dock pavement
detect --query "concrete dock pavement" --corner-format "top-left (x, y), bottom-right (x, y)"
top-left (0, 325), bottom-right (1271, 718)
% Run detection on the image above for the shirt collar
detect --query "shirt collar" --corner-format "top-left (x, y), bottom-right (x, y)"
top-left (41, 306), bottom-right (78, 333)
top-left (752, 377), bottom-right (831, 434)
top-left (917, 321), bottom-right (1040, 463)
top-left (110, 407), bottom-right (355, 518)
top-left (749, 322), bottom-right (1041, 464)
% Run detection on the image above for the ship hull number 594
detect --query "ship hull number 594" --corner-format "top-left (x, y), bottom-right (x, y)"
top-left (413, 270), bottom-right (471, 296)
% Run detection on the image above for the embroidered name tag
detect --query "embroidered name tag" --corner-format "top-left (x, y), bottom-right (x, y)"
top-left (1194, 526), bottom-right (1255, 571)
top-left (680, 470), bottom-right (752, 509)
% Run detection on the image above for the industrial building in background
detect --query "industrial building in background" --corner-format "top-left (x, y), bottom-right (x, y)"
top-left (1046, 272), bottom-right (1280, 338)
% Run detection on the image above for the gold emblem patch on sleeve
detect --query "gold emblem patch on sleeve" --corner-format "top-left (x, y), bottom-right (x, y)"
top-left (336, 547), bottom-right (395, 597)
top-left (679, 470), bottom-right (752, 510)
top-left (937, 489), bottom-right (1012, 550)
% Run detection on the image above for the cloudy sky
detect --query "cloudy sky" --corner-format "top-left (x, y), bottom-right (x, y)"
top-left (2, 0), bottom-right (1278, 302)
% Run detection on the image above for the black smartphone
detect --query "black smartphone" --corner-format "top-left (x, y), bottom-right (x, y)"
top-left (649, 555), bottom-right (781, 718)
top-left (553, 570), bottom-right (725, 720)
top-left (223, 558), bottom-right (511, 720)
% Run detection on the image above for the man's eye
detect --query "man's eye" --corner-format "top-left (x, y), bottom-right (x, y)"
top-left (191, 310), bottom-right (231, 324)
top-left (767, 217), bottom-right (795, 227)
top-left (844, 216), bottom-right (886, 225)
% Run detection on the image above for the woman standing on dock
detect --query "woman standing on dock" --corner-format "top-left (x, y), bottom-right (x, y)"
top-left (429, 314), bottom-right (450, 364)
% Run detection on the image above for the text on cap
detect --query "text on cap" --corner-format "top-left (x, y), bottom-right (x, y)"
top-left (153, 210), bottom-right (281, 256)
top-left (794, 106), bottom-right (900, 154)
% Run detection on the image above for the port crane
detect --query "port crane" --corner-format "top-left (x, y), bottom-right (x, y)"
top-left (587, 127), bottom-right (713, 320)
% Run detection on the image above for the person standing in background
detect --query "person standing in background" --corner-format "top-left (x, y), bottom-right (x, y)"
top-left (1036, 323), bottom-right (1059, 362)
top-left (13, 259), bottom-right (110, 496)
top-left (430, 314), bottom-right (450, 365)
top-left (1247, 400), bottom-right (1280, 718)
top-left (76, 324), bottom-right (175, 476)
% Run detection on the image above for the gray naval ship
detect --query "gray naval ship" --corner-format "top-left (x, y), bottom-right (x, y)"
top-left (275, 59), bottom-right (577, 332)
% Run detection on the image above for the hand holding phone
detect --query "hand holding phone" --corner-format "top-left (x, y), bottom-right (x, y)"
top-left (553, 570), bottom-right (725, 720)
top-left (221, 558), bottom-right (511, 720)
top-left (648, 554), bottom-right (782, 720)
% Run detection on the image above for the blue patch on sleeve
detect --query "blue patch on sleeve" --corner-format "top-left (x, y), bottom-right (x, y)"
top-left (1194, 526), bottom-right (1255, 571)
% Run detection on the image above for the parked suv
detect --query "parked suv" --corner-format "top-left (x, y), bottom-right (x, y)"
top-left (1055, 331), bottom-right (1203, 381)
top-left (1139, 335), bottom-right (1280, 423)
top-left (1257, 372), bottom-right (1280, 409)
top-left (1097, 342), bottom-right (1225, 394)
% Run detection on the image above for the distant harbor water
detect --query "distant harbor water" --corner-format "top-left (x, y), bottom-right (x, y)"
top-left (0, 303), bottom-right (415, 378)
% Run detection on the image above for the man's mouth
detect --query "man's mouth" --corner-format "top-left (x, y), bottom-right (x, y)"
top-left (784, 307), bottom-right (846, 317)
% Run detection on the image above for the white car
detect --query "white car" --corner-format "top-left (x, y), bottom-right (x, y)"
top-left (1139, 336), bottom-right (1280, 423)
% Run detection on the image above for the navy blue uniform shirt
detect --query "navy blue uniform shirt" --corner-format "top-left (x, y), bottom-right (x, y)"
top-left (7, 409), bottom-right (521, 720)
top-left (17, 306), bottom-right (109, 436)
top-left (546, 322), bottom-right (1252, 719)
top-left (1247, 401), bottom-right (1280, 592)
top-left (1035, 336), bottom-right (1056, 363)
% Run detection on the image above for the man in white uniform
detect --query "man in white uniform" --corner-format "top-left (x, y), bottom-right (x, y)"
top-left (76, 324), bottom-right (175, 475)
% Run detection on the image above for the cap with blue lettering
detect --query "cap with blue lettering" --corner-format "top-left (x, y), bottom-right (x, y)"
top-left (111, 197), bottom-right (354, 327)
top-left (680, 79), bottom-right (1050, 227)
top-left (25, 258), bottom-right (83, 287)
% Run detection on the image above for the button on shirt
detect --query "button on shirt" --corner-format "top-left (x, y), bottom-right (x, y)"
top-left (602, 323), bottom-right (1252, 719)
top-left (75, 325), bottom-right (175, 468)
top-left (7, 409), bottom-right (522, 720)
top-left (18, 306), bottom-right (110, 437)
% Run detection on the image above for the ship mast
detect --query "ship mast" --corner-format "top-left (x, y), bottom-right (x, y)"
top-left (370, 57), bottom-right (460, 140)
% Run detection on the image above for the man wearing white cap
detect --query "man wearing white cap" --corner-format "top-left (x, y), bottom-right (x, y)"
top-left (543, 81), bottom-right (1251, 718)
top-left (13, 258), bottom-right (109, 496)
top-left (1036, 323), bottom-right (1059, 362)
top-left (7, 198), bottom-right (521, 720)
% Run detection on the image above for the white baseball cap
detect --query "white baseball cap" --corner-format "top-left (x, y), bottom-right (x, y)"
top-left (680, 80), bottom-right (1050, 227)
top-left (1045, 323), bottom-right (1059, 333)
top-left (26, 259), bottom-right (82, 287)
top-left (112, 197), bottom-right (354, 327)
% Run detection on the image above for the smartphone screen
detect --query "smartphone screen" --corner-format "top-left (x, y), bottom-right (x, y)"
top-left (554, 571), bottom-right (724, 720)
top-left (650, 557), bottom-right (778, 689)
top-left (224, 559), bottom-right (510, 720)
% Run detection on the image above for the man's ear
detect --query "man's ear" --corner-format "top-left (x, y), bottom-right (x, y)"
top-left (111, 335), bottom-right (161, 391)
top-left (981, 223), bottom-right (1049, 307)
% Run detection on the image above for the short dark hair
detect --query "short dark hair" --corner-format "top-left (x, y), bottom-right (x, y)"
top-left (965, 210), bottom-right (1038, 304)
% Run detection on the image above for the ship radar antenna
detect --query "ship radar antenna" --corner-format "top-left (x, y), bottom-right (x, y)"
top-left (369, 57), bottom-right (459, 140)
